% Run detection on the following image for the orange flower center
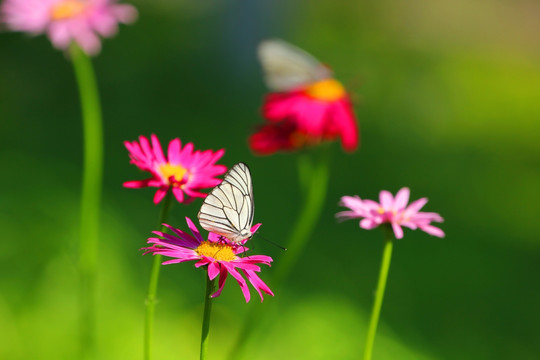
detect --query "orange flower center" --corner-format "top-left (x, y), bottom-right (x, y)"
top-left (196, 241), bottom-right (236, 261)
top-left (305, 79), bottom-right (346, 101)
top-left (51, 0), bottom-right (88, 20)
top-left (158, 163), bottom-right (187, 186)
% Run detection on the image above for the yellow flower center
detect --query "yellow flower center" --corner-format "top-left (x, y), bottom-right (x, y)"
top-left (51, 0), bottom-right (88, 20)
top-left (158, 163), bottom-right (187, 186)
top-left (196, 241), bottom-right (236, 262)
top-left (305, 79), bottom-right (346, 101)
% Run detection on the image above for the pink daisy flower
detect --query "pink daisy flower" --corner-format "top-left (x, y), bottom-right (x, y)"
top-left (337, 187), bottom-right (445, 239)
top-left (143, 218), bottom-right (274, 302)
top-left (261, 79), bottom-right (359, 153)
top-left (1, 0), bottom-right (137, 55)
top-left (123, 134), bottom-right (227, 204)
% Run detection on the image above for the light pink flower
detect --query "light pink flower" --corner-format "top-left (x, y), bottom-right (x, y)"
top-left (1, 0), bottom-right (137, 55)
top-left (260, 78), bottom-right (359, 153)
top-left (337, 187), bottom-right (445, 239)
top-left (124, 134), bottom-right (227, 204)
top-left (143, 218), bottom-right (274, 302)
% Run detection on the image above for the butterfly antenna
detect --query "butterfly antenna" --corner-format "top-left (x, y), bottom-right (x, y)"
top-left (257, 235), bottom-right (287, 251)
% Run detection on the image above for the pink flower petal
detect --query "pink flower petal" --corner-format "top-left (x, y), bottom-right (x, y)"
top-left (406, 197), bottom-right (428, 214)
top-left (153, 187), bottom-right (168, 204)
top-left (379, 190), bottom-right (394, 210)
top-left (392, 223), bottom-right (404, 239)
top-left (207, 262), bottom-right (220, 280)
top-left (419, 224), bottom-right (445, 238)
top-left (330, 98), bottom-right (359, 151)
top-left (394, 187), bottom-right (411, 210)
top-left (223, 262), bottom-right (251, 302)
top-left (211, 265), bottom-right (229, 298)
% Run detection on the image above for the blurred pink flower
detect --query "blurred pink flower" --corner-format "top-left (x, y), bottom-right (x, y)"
top-left (124, 134), bottom-right (227, 204)
top-left (337, 187), bottom-right (445, 239)
top-left (143, 218), bottom-right (274, 302)
top-left (260, 79), bottom-right (359, 153)
top-left (1, 0), bottom-right (137, 55)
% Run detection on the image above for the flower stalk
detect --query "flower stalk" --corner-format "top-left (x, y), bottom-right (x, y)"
top-left (273, 148), bottom-right (330, 287)
top-left (200, 276), bottom-right (216, 360)
top-left (144, 190), bottom-right (174, 360)
top-left (363, 227), bottom-right (394, 360)
top-left (70, 43), bottom-right (103, 360)
top-left (225, 148), bottom-right (330, 360)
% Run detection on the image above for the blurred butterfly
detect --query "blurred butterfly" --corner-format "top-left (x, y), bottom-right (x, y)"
top-left (257, 38), bottom-right (332, 92)
top-left (198, 163), bottom-right (255, 245)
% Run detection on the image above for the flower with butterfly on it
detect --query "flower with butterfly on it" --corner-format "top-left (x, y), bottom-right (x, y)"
top-left (251, 39), bottom-right (359, 155)
top-left (143, 218), bottom-right (274, 302)
top-left (124, 134), bottom-right (227, 204)
top-left (0, 0), bottom-right (137, 56)
top-left (337, 187), bottom-right (445, 239)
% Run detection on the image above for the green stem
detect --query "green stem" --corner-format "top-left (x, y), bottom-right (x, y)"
top-left (70, 44), bottom-right (103, 360)
top-left (144, 191), bottom-right (174, 360)
top-left (225, 149), bottom-right (330, 360)
top-left (363, 228), bottom-right (394, 360)
top-left (200, 275), bottom-right (216, 360)
top-left (272, 149), bottom-right (330, 287)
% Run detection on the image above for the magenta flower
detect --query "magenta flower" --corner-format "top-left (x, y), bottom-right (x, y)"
top-left (124, 134), bottom-right (227, 204)
top-left (261, 79), bottom-right (359, 153)
top-left (337, 187), bottom-right (445, 239)
top-left (143, 218), bottom-right (274, 302)
top-left (1, 0), bottom-right (137, 55)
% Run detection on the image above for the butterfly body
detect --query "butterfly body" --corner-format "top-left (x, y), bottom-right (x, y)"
top-left (198, 163), bottom-right (254, 245)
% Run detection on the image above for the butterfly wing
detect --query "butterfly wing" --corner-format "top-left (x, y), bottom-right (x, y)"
top-left (198, 163), bottom-right (254, 244)
top-left (258, 39), bottom-right (332, 92)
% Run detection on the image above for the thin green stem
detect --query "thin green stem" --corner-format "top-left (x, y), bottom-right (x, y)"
top-left (70, 44), bottom-right (103, 360)
top-left (225, 149), bottom-right (330, 360)
top-left (144, 191), bottom-right (174, 360)
top-left (363, 228), bottom-right (394, 360)
top-left (200, 275), bottom-right (216, 360)
top-left (272, 149), bottom-right (330, 287)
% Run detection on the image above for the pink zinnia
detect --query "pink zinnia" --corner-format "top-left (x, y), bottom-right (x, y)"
top-left (124, 134), bottom-right (227, 204)
top-left (337, 187), bottom-right (445, 239)
top-left (143, 218), bottom-right (274, 302)
top-left (1, 0), bottom-right (137, 55)
top-left (261, 78), bottom-right (359, 153)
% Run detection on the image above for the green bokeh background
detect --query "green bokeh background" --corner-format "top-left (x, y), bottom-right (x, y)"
top-left (1, 0), bottom-right (539, 359)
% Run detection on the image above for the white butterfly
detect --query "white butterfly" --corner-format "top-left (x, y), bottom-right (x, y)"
top-left (257, 38), bottom-right (332, 92)
top-left (198, 163), bottom-right (255, 244)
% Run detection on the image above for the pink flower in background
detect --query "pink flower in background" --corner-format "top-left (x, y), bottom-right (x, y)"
top-left (255, 39), bottom-right (360, 154)
top-left (143, 218), bottom-right (274, 302)
top-left (262, 79), bottom-right (359, 152)
top-left (124, 134), bottom-right (227, 204)
top-left (1, 0), bottom-right (137, 55)
top-left (337, 187), bottom-right (445, 239)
